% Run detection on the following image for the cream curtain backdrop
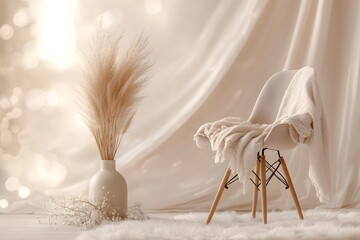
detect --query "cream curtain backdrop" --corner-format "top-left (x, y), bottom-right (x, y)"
top-left (0, 0), bottom-right (359, 213)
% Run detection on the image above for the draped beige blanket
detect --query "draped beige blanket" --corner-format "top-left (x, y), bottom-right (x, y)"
top-left (194, 67), bottom-right (330, 203)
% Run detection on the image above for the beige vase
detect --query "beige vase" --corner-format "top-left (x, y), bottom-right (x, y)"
top-left (89, 160), bottom-right (127, 219)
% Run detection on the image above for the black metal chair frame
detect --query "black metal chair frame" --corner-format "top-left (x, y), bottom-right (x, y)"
top-left (225, 148), bottom-right (289, 190)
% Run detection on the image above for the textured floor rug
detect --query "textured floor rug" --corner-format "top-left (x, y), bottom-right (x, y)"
top-left (77, 209), bottom-right (360, 240)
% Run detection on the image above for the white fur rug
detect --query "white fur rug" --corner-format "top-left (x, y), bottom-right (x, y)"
top-left (77, 209), bottom-right (360, 240)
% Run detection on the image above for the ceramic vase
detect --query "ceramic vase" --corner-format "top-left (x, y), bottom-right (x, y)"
top-left (89, 160), bottom-right (127, 218)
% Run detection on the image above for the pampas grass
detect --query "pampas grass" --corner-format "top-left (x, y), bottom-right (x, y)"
top-left (79, 28), bottom-right (150, 160)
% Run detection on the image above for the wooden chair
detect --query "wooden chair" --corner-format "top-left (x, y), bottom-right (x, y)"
top-left (205, 70), bottom-right (304, 224)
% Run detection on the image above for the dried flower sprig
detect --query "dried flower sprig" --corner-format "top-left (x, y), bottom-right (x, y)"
top-left (79, 28), bottom-right (150, 160)
top-left (41, 193), bottom-right (148, 229)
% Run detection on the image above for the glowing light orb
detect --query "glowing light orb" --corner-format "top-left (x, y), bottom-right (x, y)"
top-left (18, 186), bottom-right (31, 198)
top-left (9, 95), bottom-right (19, 105)
top-left (49, 164), bottom-right (67, 183)
top-left (97, 9), bottom-right (124, 29)
top-left (47, 90), bottom-right (59, 106)
top-left (28, 155), bottom-right (67, 187)
top-left (0, 98), bottom-right (11, 110)
top-left (97, 12), bottom-right (115, 29)
top-left (5, 177), bottom-right (20, 191)
top-left (0, 199), bottom-right (9, 208)
top-left (36, 0), bottom-right (78, 69)
top-left (13, 8), bottom-right (31, 27)
top-left (0, 24), bottom-right (14, 40)
top-left (7, 107), bottom-right (23, 120)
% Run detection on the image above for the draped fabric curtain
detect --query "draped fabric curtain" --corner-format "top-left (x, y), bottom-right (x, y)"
top-left (1, 0), bottom-right (359, 213)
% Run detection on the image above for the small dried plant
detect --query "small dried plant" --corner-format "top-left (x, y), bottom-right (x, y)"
top-left (42, 194), bottom-right (148, 229)
top-left (79, 28), bottom-right (150, 160)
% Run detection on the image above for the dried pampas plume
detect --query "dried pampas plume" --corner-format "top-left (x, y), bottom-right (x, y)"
top-left (79, 28), bottom-right (150, 160)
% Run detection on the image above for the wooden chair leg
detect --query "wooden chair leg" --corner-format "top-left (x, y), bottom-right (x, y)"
top-left (260, 155), bottom-right (267, 224)
top-left (252, 160), bottom-right (261, 218)
top-left (279, 156), bottom-right (304, 220)
top-left (206, 167), bottom-right (232, 224)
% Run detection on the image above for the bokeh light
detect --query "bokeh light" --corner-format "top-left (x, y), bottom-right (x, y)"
top-left (6, 107), bottom-right (23, 120)
top-left (97, 11), bottom-right (115, 29)
top-left (47, 90), bottom-right (59, 106)
top-left (18, 186), bottom-right (31, 198)
top-left (97, 8), bottom-right (124, 29)
top-left (0, 199), bottom-right (9, 209)
top-left (0, 98), bottom-right (11, 110)
top-left (13, 8), bottom-right (31, 27)
top-left (5, 177), bottom-right (20, 191)
top-left (27, 154), bottom-right (68, 187)
top-left (144, 0), bottom-right (162, 15)
top-left (49, 164), bottom-right (67, 184)
top-left (0, 24), bottom-right (14, 40)
top-left (9, 95), bottom-right (19, 105)
top-left (36, 0), bottom-right (77, 69)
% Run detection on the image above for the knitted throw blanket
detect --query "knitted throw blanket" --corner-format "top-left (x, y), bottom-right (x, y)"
top-left (194, 67), bottom-right (330, 203)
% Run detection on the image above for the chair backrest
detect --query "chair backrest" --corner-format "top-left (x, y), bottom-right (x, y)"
top-left (248, 70), bottom-right (297, 125)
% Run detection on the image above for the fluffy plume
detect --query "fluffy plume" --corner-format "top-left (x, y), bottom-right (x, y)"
top-left (79, 28), bottom-right (150, 160)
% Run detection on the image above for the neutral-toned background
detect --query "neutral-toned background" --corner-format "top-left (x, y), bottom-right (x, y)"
top-left (0, 0), bottom-right (359, 214)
